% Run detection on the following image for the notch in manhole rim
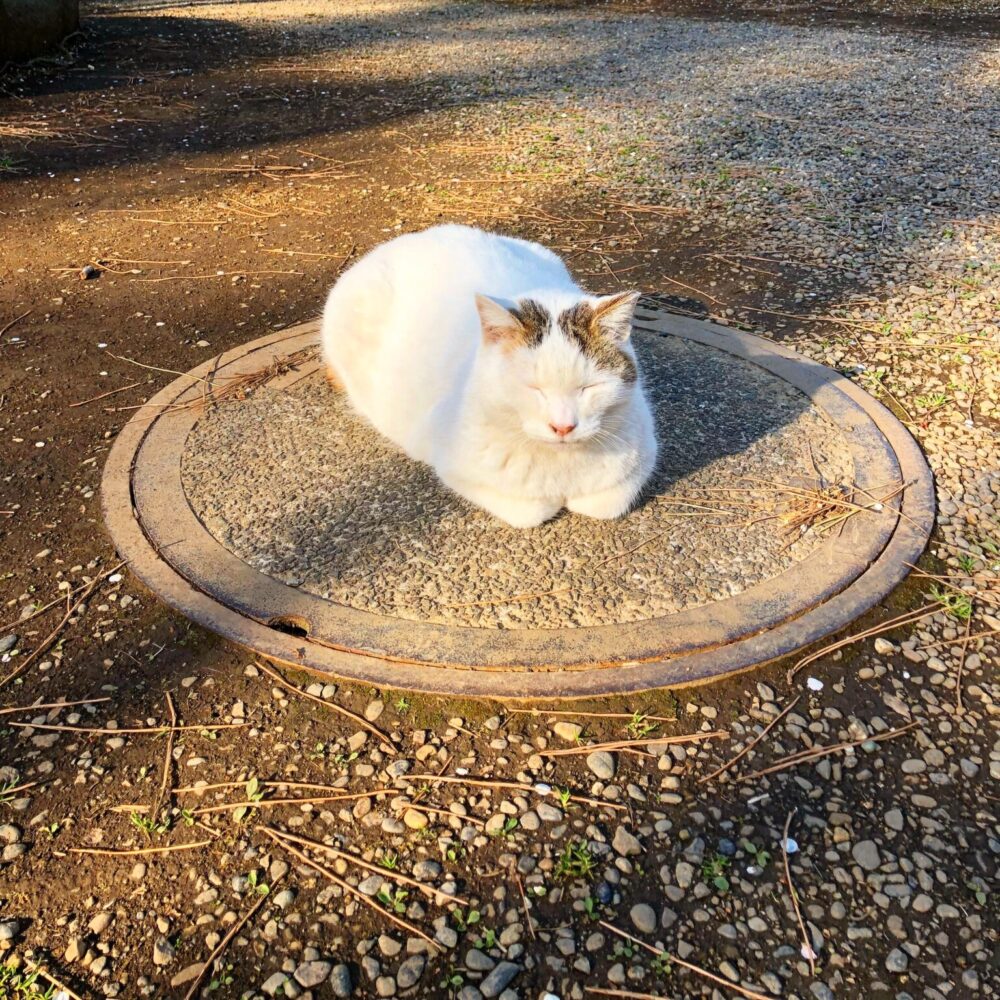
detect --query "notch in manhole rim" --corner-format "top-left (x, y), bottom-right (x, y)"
top-left (267, 615), bottom-right (311, 638)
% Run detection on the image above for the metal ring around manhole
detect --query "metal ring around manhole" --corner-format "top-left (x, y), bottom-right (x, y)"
top-left (101, 306), bottom-right (935, 699)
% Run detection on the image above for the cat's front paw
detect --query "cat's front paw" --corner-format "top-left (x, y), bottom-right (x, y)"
top-left (488, 497), bottom-right (562, 528)
top-left (567, 482), bottom-right (638, 520)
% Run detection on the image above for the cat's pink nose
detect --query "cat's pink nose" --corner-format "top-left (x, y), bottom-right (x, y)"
top-left (549, 422), bottom-right (576, 438)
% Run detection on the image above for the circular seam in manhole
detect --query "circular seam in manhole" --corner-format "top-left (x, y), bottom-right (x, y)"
top-left (102, 306), bottom-right (935, 699)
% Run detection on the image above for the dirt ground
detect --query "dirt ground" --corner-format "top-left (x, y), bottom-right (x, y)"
top-left (0, 2), bottom-right (997, 999)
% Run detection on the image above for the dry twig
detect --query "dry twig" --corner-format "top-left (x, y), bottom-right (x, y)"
top-left (182, 873), bottom-right (284, 1000)
top-left (0, 560), bottom-right (126, 689)
top-left (254, 661), bottom-right (393, 749)
top-left (69, 841), bottom-right (211, 857)
top-left (598, 922), bottom-right (772, 1000)
top-left (539, 731), bottom-right (726, 757)
top-left (262, 826), bottom-right (440, 951)
top-left (782, 809), bottom-right (816, 975)
top-left (271, 828), bottom-right (469, 905)
top-left (734, 721), bottom-right (919, 783)
top-left (698, 697), bottom-right (801, 784)
top-left (0, 696), bottom-right (111, 717)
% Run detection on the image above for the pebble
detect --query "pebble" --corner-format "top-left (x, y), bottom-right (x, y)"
top-left (330, 964), bottom-right (353, 997)
top-left (553, 722), bottom-right (583, 742)
top-left (412, 860), bottom-right (441, 881)
top-left (262, 972), bottom-right (290, 996)
top-left (630, 903), bottom-right (657, 934)
top-left (295, 960), bottom-right (332, 988)
top-left (885, 948), bottom-right (909, 973)
top-left (586, 750), bottom-right (616, 780)
top-left (612, 826), bottom-right (641, 857)
top-left (153, 936), bottom-right (175, 966)
top-left (479, 961), bottom-right (521, 998)
top-left (852, 840), bottom-right (881, 871)
top-left (170, 964), bottom-right (204, 988)
top-left (396, 954), bottom-right (426, 989)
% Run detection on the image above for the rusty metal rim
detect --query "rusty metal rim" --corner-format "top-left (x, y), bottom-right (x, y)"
top-left (101, 311), bottom-right (935, 698)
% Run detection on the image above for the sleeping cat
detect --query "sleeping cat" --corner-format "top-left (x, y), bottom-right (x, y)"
top-left (320, 224), bottom-right (657, 528)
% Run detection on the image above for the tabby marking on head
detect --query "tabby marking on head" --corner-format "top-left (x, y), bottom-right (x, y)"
top-left (558, 293), bottom-right (639, 383)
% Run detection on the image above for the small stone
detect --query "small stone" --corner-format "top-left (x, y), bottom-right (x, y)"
top-left (885, 948), bottom-right (908, 973)
top-left (0, 635), bottom-right (18, 655)
top-left (874, 638), bottom-right (895, 655)
top-left (884, 808), bottom-right (904, 831)
top-left (553, 722), bottom-right (583, 742)
top-left (272, 888), bottom-right (296, 909)
top-left (403, 808), bottom-right (428, 830)
top-left (330, 963), bottom-right (353, 998)
top-left (262, 972), bottom-right (291, 996)
top-left (536, 802), bottom-right (562, 823)
top-left (413, 860), bottom-right (442, 881)
top-left (359, 875), bottom-right (385, 896)
top-left (586, 751), bottom-right (616, 780)
top-left (675, 861), bottom-right (695, 889)
top-left (480, 961), bottom-right (520, 998)
top-left (629, 903), bottom-right (656, 934)
top-left (295, 960), bottom-right (333, 988)
top-left (170, 964), bottom-right (204, 988)
top-left (379, 934), bottom-right (402, 958)
top-left (466, 949), bottom-right (495, 972)
top-left (65, 936), bottom-right (85, 962)
top-left (612, 826), bottom-right (641, 857)
top-left (88, 912), bottom-right (113, 935)
top-left (852, 840), bottom-right (881, 871)
top-left (0, 921), bottom-right (19, 943)
top-left (397, 954), bottom-right (426, 989)
top-left (375, 975), bottom-right (396, 997)
top-left (365, 700), bottom-right (385, 722)
top-left (153, 935), bottom-right (176, 966)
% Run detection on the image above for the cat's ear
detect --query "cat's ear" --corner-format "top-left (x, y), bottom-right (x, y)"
top-left (591, 290), bottom-right (641, 344)
top-left (475, 294), bottom-right (524, 345)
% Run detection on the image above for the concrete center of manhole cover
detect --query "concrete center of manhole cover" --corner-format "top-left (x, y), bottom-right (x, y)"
top-left (181, 332), bottom-right (852, 629)
top-left (102, 306), bottom-right (934, 698)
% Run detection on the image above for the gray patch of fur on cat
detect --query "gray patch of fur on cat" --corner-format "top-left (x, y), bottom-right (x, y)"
top-left (557, 301), bottom-right (638, 383)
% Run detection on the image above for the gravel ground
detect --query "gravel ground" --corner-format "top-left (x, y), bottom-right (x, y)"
top-left (0, 2), bottom-right (996, 999)
top-left (182, 330), bottom-right (852, 628)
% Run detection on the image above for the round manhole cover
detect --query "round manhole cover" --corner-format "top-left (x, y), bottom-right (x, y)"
top-left (102, 302), bottom-right (934, 698)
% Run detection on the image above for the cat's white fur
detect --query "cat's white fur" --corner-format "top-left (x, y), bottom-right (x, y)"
top-left (321, 224), bottom-right (657, 527)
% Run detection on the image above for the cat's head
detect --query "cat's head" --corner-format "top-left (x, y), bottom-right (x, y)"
top-left (474, 290), bottom-right (641, 445)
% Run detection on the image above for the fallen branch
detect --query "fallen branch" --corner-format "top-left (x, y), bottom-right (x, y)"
top-left (69, 841), bottom-right (210, 857)
top-left (508, 708), bottom-right (676, 724)
top-left (406, 773), bottom-right (626, 812)
top-left (268, 828), bottom-right (469, 905)
top-left (11, 721), bottom-right (244, 736)
top-left (787, 604), bottom-right (940, 682)
top-left (698, 697), bottom-right (801, 784)
top-left (733, 721), bottom-right (919, 784)
top-left (539, 731), bottom-right (727, 757)
top-left (187, 790), bottom-right (382, 817)
top-left (262, 826), bottom-right (440, 951)
top-left (598, 921), bottom-right (773, 1000)
top-left (514, 872), bottom-right (536, 941)
top-left (182, 872), bottom-right (284, 1000)
top-left (0, 310), bottom-right (31, 338)
top-left (69, 380), bottom-right (144, 408)
top-left (0, 696), bottom-right (111, 717)
top-left (148, 692), bottom-right (177, 827)
top-left (255, 661), bottom-right (394, 750)
top-left (116, 787), bottom-right (393, 816)
top-left (0, 561), bottom-right (126, 689)
top-left (21, 961), bottom-right (84, 1000)
top-left (782, 809), bottom-right (815, 975)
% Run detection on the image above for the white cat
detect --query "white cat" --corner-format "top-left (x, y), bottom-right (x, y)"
top-left (320, 224), bottom-right (657, 528)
